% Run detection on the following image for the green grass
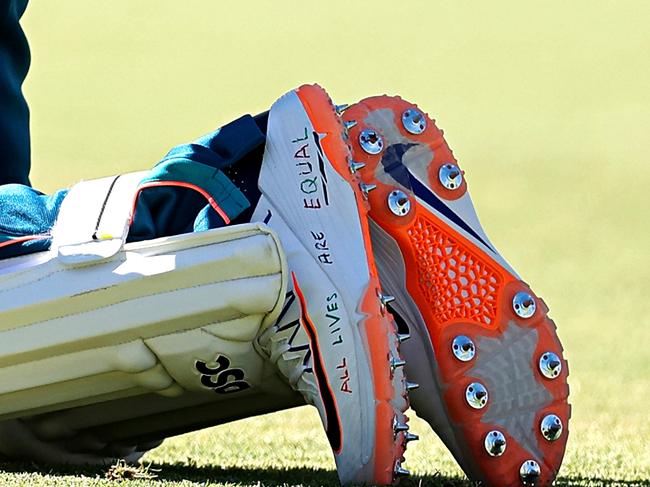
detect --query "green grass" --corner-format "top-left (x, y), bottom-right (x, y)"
top-left (3, 1), bottom-right (648, 485)
top-left (1, 408), bottom-right (649, 486)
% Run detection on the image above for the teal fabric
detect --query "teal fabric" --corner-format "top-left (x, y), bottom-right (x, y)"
top-left (128, 157), bottom-right (250, 242)
top-left (0, 185), bottom-right (66, 258)
top-left (0, 114), bottom-right (267, 259)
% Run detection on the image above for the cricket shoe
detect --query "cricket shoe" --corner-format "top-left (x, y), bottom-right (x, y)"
top-left (341, 96), bottom-right (570, 486)
top-left (252, 85), bottom-right (414, 485)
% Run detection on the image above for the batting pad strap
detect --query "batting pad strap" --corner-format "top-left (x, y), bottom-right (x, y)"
top-left (52, 171), bottom-right (148, 266)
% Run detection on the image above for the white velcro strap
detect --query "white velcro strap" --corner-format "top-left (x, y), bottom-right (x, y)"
top-left (52, 171), bottom-right (148, 266)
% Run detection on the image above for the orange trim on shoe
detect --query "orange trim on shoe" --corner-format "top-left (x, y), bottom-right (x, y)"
top-left (358, 278), bottom-right (405, 484)
top-left (296, 85), bottom-right (407, 484)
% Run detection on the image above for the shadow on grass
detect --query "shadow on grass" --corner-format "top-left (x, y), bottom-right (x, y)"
top-left (551, 478), bottom-right (650, 487)
top-left (151, 464), bottom-right (473, 486)
top-left (1, 461), bottom-right (648, 486)
top-left (0, 461), bottom-right (468, 486)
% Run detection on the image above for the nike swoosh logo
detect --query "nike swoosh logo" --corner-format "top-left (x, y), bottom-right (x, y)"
top-left (292, 273), bottom-right (343, 454)
top-left (381, 143), bottom-right (494, 252)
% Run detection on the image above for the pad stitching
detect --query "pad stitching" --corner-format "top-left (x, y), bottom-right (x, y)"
top-left (0, 272), bottom-right (282, 334)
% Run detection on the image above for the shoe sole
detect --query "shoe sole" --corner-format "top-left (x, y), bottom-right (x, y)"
top-left (343, 95), bottom-right (570, 486)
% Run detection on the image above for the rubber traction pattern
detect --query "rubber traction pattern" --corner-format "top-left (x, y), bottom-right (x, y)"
top-left (407, 214), bottom-right (502, 327)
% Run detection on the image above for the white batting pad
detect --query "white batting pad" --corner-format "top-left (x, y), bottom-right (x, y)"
top-left (0, 217), bottom-right (287, 421)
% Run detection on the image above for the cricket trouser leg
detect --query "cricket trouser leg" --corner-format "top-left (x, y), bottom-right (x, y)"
top-left (0, 0), bottom-right (31, 186)
top-left (0, 172), bottom-right (289, 462)
top-left (0, 419), bottom-right (162, 465)
top-left (0, 386), bottom-right (302, 465)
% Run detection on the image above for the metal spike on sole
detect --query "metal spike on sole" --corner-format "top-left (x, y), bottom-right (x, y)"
top-left (394, 462), bottom-right (410, 477)
top-left (404, 432), bottom-right (419, 442)
top-left (397, 333), bottom-right (410, 343)
top-left (394, 422), bottom-right (409, 433)
top-left (390, 356), bottom-right (406, 371)
top-left (344, 120), bottom-right (358, 130)
top-left (335, 104), bottom-right (349, 115)
top-left (349, 160), bottom-right (366, 173)
top-left (360, 183), bottom-right (377, 198)
top-left (406, 381), bottom-right (419, 391)
top-left (380, 293), bottom-right (396, 306)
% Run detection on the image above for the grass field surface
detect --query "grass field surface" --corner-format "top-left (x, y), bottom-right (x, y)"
top-left (1, 1), bottom-right (648, 485)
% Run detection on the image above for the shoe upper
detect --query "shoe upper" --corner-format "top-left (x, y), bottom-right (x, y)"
top-left (252, 85), bottom-right (411, 485)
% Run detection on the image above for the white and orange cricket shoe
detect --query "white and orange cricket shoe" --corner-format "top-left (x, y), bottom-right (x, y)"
top-left (341, 96), bottom-right (570, 486)
top-left (252, 85), bottom-right (413, 485)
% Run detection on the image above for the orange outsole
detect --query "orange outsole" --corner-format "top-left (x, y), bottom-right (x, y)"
top-left (343, 95), bottom-right (570, 486)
